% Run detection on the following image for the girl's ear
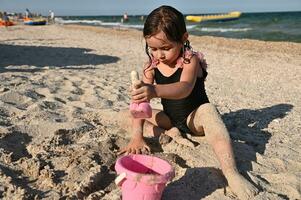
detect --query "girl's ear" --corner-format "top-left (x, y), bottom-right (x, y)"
top-left (182, 32), bottom-right (189, 43)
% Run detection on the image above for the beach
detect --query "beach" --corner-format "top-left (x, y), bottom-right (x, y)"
top-left (0, 24), bottom-right (300, 199)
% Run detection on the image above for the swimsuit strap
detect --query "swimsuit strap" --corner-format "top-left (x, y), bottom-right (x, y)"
top-left (150, 49), bottom-right (207, 69)
top-left (146, 49), bottom-right (207, 71)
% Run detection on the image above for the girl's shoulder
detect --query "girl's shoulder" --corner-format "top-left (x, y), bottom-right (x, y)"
top-left (142, 58), bottom-right (158, 76)
top-left (176, 49), bottom-right (207, 71)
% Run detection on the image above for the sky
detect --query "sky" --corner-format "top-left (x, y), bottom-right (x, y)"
top-left (1, 0), bottom-right (301, 16)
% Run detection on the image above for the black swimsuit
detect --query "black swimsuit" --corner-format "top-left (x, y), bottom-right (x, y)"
top-left (154, 67), bottom-right (209, 134)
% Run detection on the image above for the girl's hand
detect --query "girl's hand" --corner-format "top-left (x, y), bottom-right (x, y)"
top-left (118, 136), bottom-right (151, 155)
top-left (131, 80), bottom-right (156, 103)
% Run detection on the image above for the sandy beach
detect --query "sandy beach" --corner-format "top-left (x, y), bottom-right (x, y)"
top-left (0, 24), bottom-right (300, 199)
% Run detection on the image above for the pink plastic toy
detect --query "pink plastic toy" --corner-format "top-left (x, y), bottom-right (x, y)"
top-left (115, 154), bottom-right (175, 200)
top-left (129, 71), bottom-right (152, 118)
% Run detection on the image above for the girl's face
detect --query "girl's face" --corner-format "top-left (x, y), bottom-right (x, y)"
top-left (146, 31), bottom-right (182, 66)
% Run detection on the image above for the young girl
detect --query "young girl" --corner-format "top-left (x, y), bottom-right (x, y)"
top-left (119, 5), bottom-right (258, 199)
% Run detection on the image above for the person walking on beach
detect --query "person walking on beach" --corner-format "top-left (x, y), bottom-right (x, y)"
top-left (25, 8), bottom-right (31, 19)
top-left (119, 5), bottom-right (258, 199)
top-left (123, 12), bottom-right (128, 22)
top-left (121, 12), bottom-right (128, 23)
top-left (49, 10), bottom-right (55, 24)
top-left (2, 12), bottom-right (10, 27)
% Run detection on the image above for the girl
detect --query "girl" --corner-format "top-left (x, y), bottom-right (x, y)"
top-left (119, 5), bottom-right (258, 199)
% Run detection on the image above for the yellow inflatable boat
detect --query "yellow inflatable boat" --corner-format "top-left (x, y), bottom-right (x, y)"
top-left (186, 11), bottom-right (241, 23)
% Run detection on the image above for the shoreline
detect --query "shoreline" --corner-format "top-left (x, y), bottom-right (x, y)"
top-left (63, 23), bottom-right (301, 44)
top-left (53, 10), bottom-right (301, 43)
top-left (0, 24), bottom-right (300, 199)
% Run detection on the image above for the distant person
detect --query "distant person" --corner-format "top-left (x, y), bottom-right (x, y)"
top-left (25, 8), bottom-right (31, 19)
top-left (49, 10), bottom-right (55, 24)
top-left (122, 12), bottom-right (128, 22)
top-left (2, 12), bottom-right (10, 27)
top-left (118, 5), bottom-right (259, 200)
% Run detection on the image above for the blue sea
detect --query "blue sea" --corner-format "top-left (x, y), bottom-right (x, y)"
top-left (56, 11), bottom-right (301, 43)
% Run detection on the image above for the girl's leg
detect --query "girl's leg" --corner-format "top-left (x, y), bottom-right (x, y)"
top-left (116, 109), bottom-right (172, 154)
top-left (118, 108), bottom-right (174, 137)
top-left (143, 109), bottom-right (194, 147)
top-left (187, 103), bottom-right (258, 199)
top-left (142, 109), bottom-right (184, 145)
top-left (119, 109), bottom-right (194, 146)
top-left (143, 109), bottom-right (173, 137)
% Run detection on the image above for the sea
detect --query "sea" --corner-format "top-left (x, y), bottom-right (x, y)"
top-left (56, 11), bottom-right (301, 43)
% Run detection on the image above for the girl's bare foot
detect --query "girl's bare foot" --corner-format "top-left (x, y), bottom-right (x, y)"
top-left (160, 127), bottom-right (194, 147)
top-left (226, 171), bottom-right (258, 199)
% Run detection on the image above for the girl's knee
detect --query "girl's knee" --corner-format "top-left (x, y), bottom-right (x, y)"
top-left (188, 103), bottom-right (226, 134)
top-left (198, 104), bottom-right (230, 140)
top-left (187, 104), bottom-right (210, 134)
top-left (198, 103), bottom-right (219, 114)
top-left (188, 103), bottom-right (217, 123)
top-left (198, 103), bottom-right (223, 123)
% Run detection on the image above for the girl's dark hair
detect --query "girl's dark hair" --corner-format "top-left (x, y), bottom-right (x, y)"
top-left (143, 5), bottom-right (186, 42)
top-left (143, 6), bottom-right (189, 68)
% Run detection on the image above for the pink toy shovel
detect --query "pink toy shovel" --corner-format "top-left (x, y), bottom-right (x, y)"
top-left (129, 71), bottom-right (152, 118)
top-left (115, 154), bottom-right (175, 200)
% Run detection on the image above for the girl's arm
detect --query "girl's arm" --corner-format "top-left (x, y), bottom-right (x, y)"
top-left (119, 117), bottom-right (150, 154)
top-left (131, 57), bottom-right (200, 102)
top-left (119, 65), bottom-right (154, 155)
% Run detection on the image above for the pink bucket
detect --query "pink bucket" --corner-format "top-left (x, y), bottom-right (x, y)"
top-left (115, 154), bottom-right (175, 200)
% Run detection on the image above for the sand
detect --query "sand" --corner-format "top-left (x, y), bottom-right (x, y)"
top-left (0, 24), bottom-right (300, 200)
